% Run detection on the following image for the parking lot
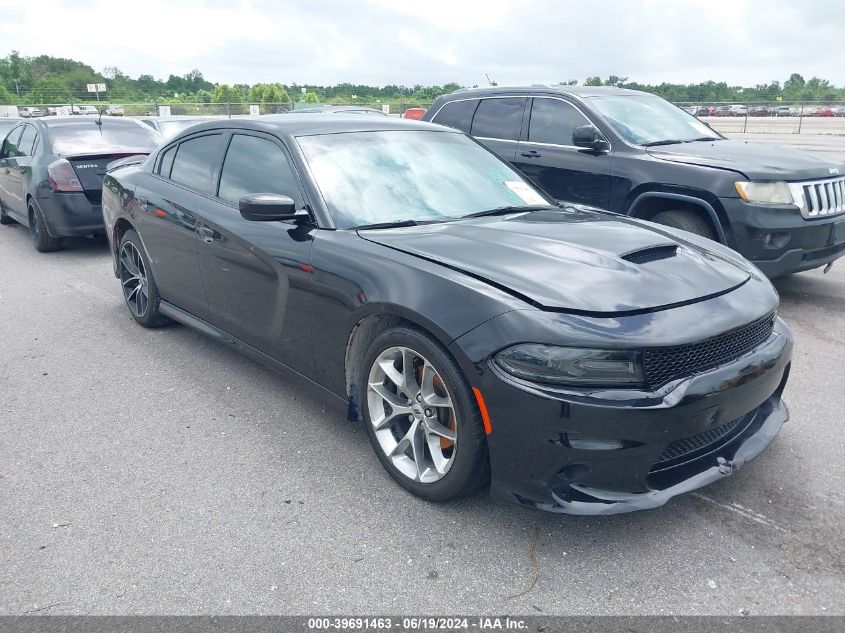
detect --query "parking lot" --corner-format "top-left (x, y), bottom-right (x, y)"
top-left (1, 132), bottom-right (844, 617)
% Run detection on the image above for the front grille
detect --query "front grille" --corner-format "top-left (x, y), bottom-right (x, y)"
top-left (642, 313), bottom-right (775, 388)
top-left (652, 410), bottom-right (756, 470)
top-left (789, 177), bottom-right (845, 218)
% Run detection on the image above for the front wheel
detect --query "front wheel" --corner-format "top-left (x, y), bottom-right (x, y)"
top-left (359, 326), bottom-right (489, 502)
top-left (651, 209), bottom-right (718, 241)
top-left (118, 229), bottom-right (170, 328)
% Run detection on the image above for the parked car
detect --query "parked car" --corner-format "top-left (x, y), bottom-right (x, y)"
top-left (72, 105), bottom-right (99, 115)
top-left (0, 117), bottom-right (161, 251)
top-left (714, 105), bottom-right (732, 117)
top-left (101, 116), bottom-right (793, 515)
top-left (690, 105), bottom-right (710, 117)
top-left (815, 107), bottom-right (834, 117)
top-left (729, 104), bottom-right (748, 116)
top-left (106, 105), bottom-right (125, 116)
top-left (772, 105), bottom-right (792, 117)
top-left (749, 105), bottom-right (770, 117)
top-left (422, 85), bottom-right (845, 277)
top-left (20, 107), bottom-right (43, 118)
top-left (833, 106), bottom-right (845, 117)
top-left (139, 116), bottom-right (210, 140)
top-left (802, 106), bottom-right (819, 117)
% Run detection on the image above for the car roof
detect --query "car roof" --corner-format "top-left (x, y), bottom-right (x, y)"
top-left (33, 116), bottom-right (149, 129)
top-left (292, 105), bottom-right (386, 114)
top-left (141, 116), bottom-right (210, 121)
top-left (440, 85), bottom-right (648, 99)
top-left (179, 114), bottom-right (451, 138)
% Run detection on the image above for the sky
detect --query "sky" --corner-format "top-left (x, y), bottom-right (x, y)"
top-left (0, 0), bottom-right (843, 87)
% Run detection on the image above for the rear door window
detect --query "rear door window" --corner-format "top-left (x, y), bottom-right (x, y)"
top-left (431, 99), bottom-right (479, 133)
top-left (528, 98), bottom-right (590, 146)
top-left (1, 126), bottom-right (23, 158)
top-left (470, 98), bottom-right (525, 140)
top-left (218, 134), bottom-right (302, 207)
top-left (17, 125), bottom-right (37, 156)
top-left (157, 145), bottom-right (176, 178)
top-left (169, 134), bottom-right (225, 194)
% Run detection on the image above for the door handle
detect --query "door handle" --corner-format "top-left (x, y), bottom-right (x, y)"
top-left (520, 150), bottom-right (541, 158)
top-left (138, 197), bottom-right (148, 211)
top-left (198, 226), bottom-right (216, 244)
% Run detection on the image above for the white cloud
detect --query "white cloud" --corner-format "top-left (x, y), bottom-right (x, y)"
top-left (0, 0), bottom-right (842, 87)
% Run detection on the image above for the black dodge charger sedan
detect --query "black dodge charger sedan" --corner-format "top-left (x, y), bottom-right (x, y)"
top-left (0, 116), bottom-right (161, 251)
top-left (102, 116), bottom-right (792, 514)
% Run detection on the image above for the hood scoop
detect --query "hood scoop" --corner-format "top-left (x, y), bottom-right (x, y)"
top-left (621, 244), bottom-right (678, 265)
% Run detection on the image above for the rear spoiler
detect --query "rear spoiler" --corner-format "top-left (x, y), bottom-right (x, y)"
top-left (106, 154), bottom-right (149, 172)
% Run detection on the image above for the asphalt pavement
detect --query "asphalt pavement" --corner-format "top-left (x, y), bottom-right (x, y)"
top-left (1, 210), bottom-right (843, 616)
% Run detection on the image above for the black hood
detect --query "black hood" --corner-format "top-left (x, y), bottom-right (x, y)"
top-left (647, 139), bottom-right (844, 181)
top-left (360, 209), bottom-right (752, 315)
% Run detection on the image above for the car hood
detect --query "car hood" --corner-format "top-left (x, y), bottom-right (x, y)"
top-left (359, 208), bottom-right (752, 315)
top-left (647, 139), bottom-right (844, 180)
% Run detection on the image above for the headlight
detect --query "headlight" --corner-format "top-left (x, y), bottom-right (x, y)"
top-left (493, 345), bottom-right (645, 387)
top-left (734, 181), bottom-right (794, 205)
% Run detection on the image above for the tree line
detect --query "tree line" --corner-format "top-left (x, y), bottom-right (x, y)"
top-left (1, 51), bottom-right (843, 107)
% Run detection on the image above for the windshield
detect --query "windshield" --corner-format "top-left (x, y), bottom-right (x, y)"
top-left (588, 94), bottom-right (722, 145)
top-left (49, 122), bottom-right (161, 155)
top-left (297, 130), bottom-right (550, 229)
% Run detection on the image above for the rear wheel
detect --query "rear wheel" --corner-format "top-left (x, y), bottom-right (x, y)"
top-left (28, 203), bottom-right (63, 252)
top-left (118, 229), bottom-right (169, 328)
top-left (651, 209), bottom-right (718, 241)
top-left (359, 326), bottom-right (489, 502)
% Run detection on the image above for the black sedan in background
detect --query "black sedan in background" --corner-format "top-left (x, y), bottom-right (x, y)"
top-left (0, 116), bottom-right (160, 251)
top-left (102, 116), bottom-right (792, 514)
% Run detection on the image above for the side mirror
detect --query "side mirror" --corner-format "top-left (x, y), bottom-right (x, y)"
top-left (239, 193), bottom-right (300, 221)
top-left (572, 124), bottom-right (608, 151)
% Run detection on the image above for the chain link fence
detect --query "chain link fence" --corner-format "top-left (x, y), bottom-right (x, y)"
top-left (4, 98), bottom-right (845, 135)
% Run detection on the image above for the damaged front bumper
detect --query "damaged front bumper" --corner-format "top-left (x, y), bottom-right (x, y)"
top-left (456, 314), bottom-right (793, 515)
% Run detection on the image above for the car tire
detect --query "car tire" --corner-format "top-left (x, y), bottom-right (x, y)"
top-left (359, 325), bottom-right (490, 502)
top-left (651, 209), bottom-right (718, 241)
top-left (28, 203), bottom-right (63, 252)
top-left (118, 229), bottom-right (170, 328)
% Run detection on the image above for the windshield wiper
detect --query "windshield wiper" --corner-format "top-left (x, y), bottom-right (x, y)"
top-left (354, 219), bottom-right (421, 230)
top-left (461, 204), bottom-right (555, 219)
top-left (688, 136), bottom-right (721, 142)
top-left (641, 139), bottom-right (687, 147)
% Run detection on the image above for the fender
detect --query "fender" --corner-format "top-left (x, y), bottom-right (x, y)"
top-left (626, 191), bottom-right (728, 245)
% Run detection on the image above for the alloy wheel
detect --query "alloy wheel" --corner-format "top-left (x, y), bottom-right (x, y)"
top-left (367, 346), bottom-right (458, 483)
top-left (119, 241), bottom-right (150, 318)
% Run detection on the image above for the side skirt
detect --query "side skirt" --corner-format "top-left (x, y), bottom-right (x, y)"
top-left (158, 300), bottom-right (349, 415)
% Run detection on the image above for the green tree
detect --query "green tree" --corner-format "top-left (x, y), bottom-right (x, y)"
top-left (302, 91), bottom-right (320, 103)
top-left (24, 78), bottom-right (72, 104)
top-left (0, 84), bottom-right (13, 104)
top-left (584, 76), bottom-right (602, 86)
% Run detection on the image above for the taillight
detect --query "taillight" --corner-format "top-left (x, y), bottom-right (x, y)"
top-left (48, 159), bottom-right (83, 192)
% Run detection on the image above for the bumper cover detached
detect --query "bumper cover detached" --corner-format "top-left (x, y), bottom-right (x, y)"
top-left (36, 192), bottom-right (104, 237)
top-left (539, 396), bottom-right (787, 515)
top-left (461, 316), bottom-right (792, 515)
